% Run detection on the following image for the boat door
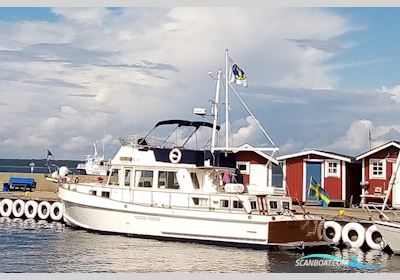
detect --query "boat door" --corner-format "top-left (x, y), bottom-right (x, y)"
top-left (305, 161), bottom-right (322, 201)
top-left (249, 164), bottom-right (268, 189)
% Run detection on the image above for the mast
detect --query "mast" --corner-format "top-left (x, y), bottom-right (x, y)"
top-left (211, 70), bottom-right (221, 152)
top-left (225, 48), bottom-right (229, 149)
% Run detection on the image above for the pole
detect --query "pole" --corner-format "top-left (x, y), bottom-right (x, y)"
top-left (382, 152), bottom-right (400, 211)
top-left (211, 70), bottom-right (221, 152)
top-left (225, 48), bottom-right (229, 149)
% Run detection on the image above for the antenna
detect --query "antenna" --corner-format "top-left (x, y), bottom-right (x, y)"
top-left (368, 129), bottom-right (372, 150)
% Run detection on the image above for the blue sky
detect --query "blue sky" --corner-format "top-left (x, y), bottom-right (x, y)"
top-left (0, 7), bottom-right (400, 159)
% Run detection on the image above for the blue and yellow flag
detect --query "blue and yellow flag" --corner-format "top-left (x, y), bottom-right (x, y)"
top-left (230, 64), bottom-right (248, 87)
top-left (309, 179), bottom-right (331, 208)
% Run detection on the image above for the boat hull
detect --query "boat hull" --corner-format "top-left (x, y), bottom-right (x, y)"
top-left (59, 187), bottom-right (326, 249)
top-left (375, 221), bottom-right (400, 254)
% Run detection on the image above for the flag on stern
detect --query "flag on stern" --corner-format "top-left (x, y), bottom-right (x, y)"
top-left (308, 177), bottom-right (331, 208)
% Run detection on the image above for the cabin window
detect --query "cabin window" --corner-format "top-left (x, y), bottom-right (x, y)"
top-left (158, 171), bottom-right (179, 189)
top-left (232, 200), bottom-right (243, 209)
top-left (190, 198), bottom-right (208, 207)
top-left (236, 161), bottom-right (250, 175)
top-left (370, 159), bottom-right (385, 179)
top-left (101, 191), bottom-right (110, 198)
top-left (250, 201), bottom-right (257, 210)
top-left (220, 200), bottom-right (229, 208)
top-left (89, 190), bottom-right (97, 196)
top-left (282, 201), bottom-right (291, 210)
top-left (124, 169), bottom-right (132, 186)
top-left (269, 201), bottom-right (278, 209)
top-left (135, 170), bottom-right (154, 188)
top-left (109, 169), bottom-right (120, 186)
top-left (191, 172), bottom-right (200, 189)
top-left (325, 160), bottom-right (340, 178)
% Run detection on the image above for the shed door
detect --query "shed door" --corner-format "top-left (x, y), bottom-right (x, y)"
top-left (249, 164), bottom-right (268, 189)
top-left (305, 162), bottom-right (322, 201)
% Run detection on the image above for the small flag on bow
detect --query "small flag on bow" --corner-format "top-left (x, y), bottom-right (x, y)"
top-left (46, 149), bottom-right (54, 161)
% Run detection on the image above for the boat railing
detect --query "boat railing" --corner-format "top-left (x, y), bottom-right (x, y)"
top-left (69, 183), bottom-right (254, 214)
top-left (119, 135), bottom-right (176, 149)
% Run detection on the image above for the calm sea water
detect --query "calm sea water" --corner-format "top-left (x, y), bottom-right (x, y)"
top-left (0, 166), bottom-right (78, 174)
top-left (0, 218), bottom-right (397, 273)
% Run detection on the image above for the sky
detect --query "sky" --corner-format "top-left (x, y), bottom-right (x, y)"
top-left (1, 7), bottom-right (400, 160)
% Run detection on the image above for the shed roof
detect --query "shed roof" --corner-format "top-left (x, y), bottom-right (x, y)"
top-left (234, 143), bottom-right (279, 165)
top-left (355, 141), bottom-right (400, 161)
top-left (276, 149), bottom-right (354, 162)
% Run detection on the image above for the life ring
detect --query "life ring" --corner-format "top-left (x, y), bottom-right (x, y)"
top-left (169, 148), bottom-right (182, 163)
top-left (322, 221), bottom-right (342, 243)
top-left (38, 201), bottom-right (51, 220)
top-left (12, 199), bottom-right (25, 218)
top-left (24, 200), bottom-right (38, 219)
top-left (342, 222), bottom-right (366, 248)
top-left (366, 224), bottom-right (387, 250)
top-left (0, 199), bottom-right (13, 217)
top-left (50, 202), bottom-right (63, 221)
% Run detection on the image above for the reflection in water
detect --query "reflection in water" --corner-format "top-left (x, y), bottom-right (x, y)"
top-left (0, 221), bottom-right (398, 273)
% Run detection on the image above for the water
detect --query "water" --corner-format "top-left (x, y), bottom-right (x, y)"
top-left (0, 218), bottom-right (397, 273)
top-left (0, 166), bottom-right (79, 174)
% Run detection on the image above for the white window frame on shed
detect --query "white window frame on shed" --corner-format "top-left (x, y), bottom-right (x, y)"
top-left (325, 160), bottom-right (340, 178)
top-left (236, 161), bottom-right (250, 175)
top-left (369, 159), bottom-right (386, 180)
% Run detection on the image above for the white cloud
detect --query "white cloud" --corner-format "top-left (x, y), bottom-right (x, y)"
top-left (0, 7), bottom-right (361, 159)
top-left (52, 8), bottom-right (112, 25)
top-left (61, 136), bottom-right (90, 151)
top-left (325, 119), bottom-right (400, 155)
top-left (377, 85), bottom-right (400, 103)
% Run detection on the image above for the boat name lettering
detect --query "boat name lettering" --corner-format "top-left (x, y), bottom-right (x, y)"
top-left (119, 157), bottom-right (133, 161)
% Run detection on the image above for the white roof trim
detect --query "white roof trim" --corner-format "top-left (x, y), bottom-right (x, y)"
top-left (234, 144), bottom-right (279, 165)
top-left (276, 149), bottom-right (352, 162)
top-left (355, 141), bottom-right (400, 161)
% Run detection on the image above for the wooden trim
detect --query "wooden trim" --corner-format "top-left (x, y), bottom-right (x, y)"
top-left (342, 161), bottom-right (346, 201)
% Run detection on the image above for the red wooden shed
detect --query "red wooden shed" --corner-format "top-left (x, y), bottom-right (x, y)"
top-left (355, 141), bottom-right (400, 208)
top-left (277, 150), bottom-right (361, 206)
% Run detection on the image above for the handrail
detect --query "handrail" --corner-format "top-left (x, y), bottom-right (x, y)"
top-left (68, 184), bottom-right (296, 217)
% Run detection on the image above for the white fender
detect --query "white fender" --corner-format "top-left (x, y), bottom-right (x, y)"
top-left (24, 200), bottom-right (38, 219)
top-left (0, 199), bottom-right (13, 217)
top-left (38, 201), bottom-right (51, 220)
top-left (342, 222), bottom-right (366, 248)
top-left (366, 224), bottom-right (387, 250)
top-left (169, 148), bottom-right (182, 164)
top-left (322, 221), bottom-right (342, 243)
top-left (50, 202), bottom-right (63, 221)
top-left (12, 199), bottom-right (25, 218)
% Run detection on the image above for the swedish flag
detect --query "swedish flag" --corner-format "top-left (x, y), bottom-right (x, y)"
top-left (309, 179), bottom-right (331, 208)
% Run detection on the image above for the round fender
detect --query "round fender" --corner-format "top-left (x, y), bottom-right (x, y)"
top-left (0, 199), bottom-right (13, 217)
top-left (169, 148), bottom-right (182, 164)
top-left (322, 221), bottom-right (342, 243)
top-left (366, 224), bottom-right (387, 250)
top-left (342, 222), bottom-right (366, 248)
top-left (24, 200), bottom-right (38, 219)
top-left (38, 201), bottom-right (51, 220)
top-left (50, 202), bottom-right (63, 221)
top-left (12, 199), bottom-right (25, 218)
